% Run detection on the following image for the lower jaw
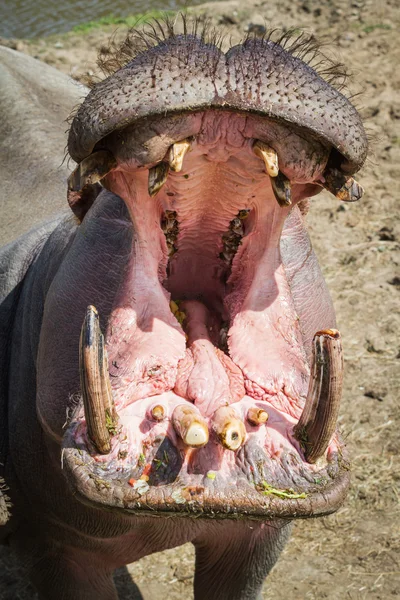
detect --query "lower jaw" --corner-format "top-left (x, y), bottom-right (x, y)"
top-left (62, 413), bottom-right (350, 519)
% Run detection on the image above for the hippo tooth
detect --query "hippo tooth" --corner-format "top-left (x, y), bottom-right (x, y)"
top-left (150, 404), bottom-right (166, 421)
top-left (320, 166), bottom-right (364, 202)
top-left (68, 150), bottom-right (117, 193)
top-left (148, 162), bottom-right (169, 197)
top-left (67, 150), bottom-right (117, 220)
top-left (212, 406), bottom-right (246, 451)
top-left (79, 305), bottom-right (116, 454)
top-left (270, 171), bottom-right (292, 207)
top-left (294, 329), bottom-right (343, 463)
top-left (247, 407), bottom-right (269, 426)
top-left (171, 405), bottom-right (209, 448)
top-left (253, 140), bottom-right (279, 177)
top-left (168, 139), bottom-right (191, 173)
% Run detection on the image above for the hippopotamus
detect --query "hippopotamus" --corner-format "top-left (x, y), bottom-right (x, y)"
top-left (0, 19), bottom-right (367, 600)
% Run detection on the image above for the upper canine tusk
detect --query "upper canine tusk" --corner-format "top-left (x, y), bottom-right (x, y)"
top-left (171, 404), bottom-right (209, 448)
top-left (67, 150), bottom-right (117, 221)
top-left (271, 171), bottom-right (292, 207)
top-left (148, 162), bottom-right (169, 197)
top-left (79, 305), bottom-right (116, 454)
top-left (253, 141), bottom-right (279, 177)
top-left (294, 329), bottom-right (343, 463)
top-left (212, 406), bottom-right (246, 451)
top-left (168, 139), bottom-right (191, 173)
top-left (320, 166), bottom-right (364, 202)
top-left (68, 150), bottom-right (117, 193)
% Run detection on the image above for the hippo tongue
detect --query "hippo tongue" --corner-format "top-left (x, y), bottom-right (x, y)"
top-left (174, 300), bottom-right (245, 417)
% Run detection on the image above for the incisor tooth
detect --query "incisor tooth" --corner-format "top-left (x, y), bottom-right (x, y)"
top-left (148, 162), bottom-right (169, 197)
top-left (247, 407), bottom-right (269, 426)
top-left (172, 405), bottom-right (209, 448)
top-left (212, 406), bottom-right (246, 451)
top-left (253, 141), bottom-right (279, 177)
top-left (168, 139), bottom-right (191, 173)
top-left (150, 405), bottom-right (165, 421)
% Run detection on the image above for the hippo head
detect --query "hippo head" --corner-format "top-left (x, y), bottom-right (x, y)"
top-left (54, 21), bottom-right (367, 519)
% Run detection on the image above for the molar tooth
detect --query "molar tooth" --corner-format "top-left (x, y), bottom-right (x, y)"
top-left (79, 305), bottom-right (117, 454)
top-left (247, 407), bottom-right (269, 426)
top-left (212, 406), bottom-right (246, 451)
top-left (148, 162), bottom-right (169, 197)
top-left (253, 141), bottom-right (279, 177)
top-left (320, 166), bottom-right (364, 202)
top-left (172, 405), bottom-right (209, 448)
top-left (294, 329), bottom-right (343, 463)
top-left (168, 139), bottom-right (191, 173)
top-left (271, 171), bottom-right (292, 207)
top-left (150, 405), bottom-right (166, 421)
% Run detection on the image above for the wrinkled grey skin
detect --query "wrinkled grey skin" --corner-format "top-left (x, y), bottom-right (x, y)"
top-left (0, 46), bottom-right (291, 600)
top-left (0, 46), bottom-right (87, 246)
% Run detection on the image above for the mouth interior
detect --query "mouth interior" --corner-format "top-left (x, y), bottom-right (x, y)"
top-left (66, 110), bottom-right (347, 514)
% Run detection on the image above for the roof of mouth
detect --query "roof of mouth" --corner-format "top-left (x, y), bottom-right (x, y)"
top-left (68, 17), bottom-right (368, 172)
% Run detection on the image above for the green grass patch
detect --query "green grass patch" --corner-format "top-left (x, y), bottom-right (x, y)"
top-left (259, 481), bottom-right (307, 500)
top-left (363, 23), bottom-right (392, 34)
top-left (72, 10), bottom-right (176, 34)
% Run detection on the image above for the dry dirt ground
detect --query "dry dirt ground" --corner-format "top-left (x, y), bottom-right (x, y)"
top-left (0, 0), bottom-right (399, 598)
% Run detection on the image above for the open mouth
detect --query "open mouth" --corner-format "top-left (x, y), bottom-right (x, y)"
top-left (62, 26), bottom-right (367, 519)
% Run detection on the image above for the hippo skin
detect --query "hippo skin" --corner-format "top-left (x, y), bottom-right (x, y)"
top-left (0, 21), bottom-right (367, 600)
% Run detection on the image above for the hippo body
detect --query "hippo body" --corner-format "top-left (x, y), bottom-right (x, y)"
top-left (0, 178), bottom-right (289, 600)
top-left (0, 22), bottom-right (367, 600)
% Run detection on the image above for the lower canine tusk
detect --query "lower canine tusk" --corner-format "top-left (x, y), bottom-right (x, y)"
top-left (212, 406), bottom-right (246, 451)
top-left (171, 405), bottom-right (209, 448)
top-left (67, 150), bottom-right (117, 221)
top-left (294, 329), bottom-right (343, 463)
top-left (79, 305), bottom-right (116, 454)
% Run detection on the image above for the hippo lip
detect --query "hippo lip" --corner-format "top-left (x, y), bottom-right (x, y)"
top-left (61, 23), bottom-right (366, 519)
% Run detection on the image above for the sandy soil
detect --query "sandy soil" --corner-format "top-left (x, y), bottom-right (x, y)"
top-left (1, 0), bottom-right (399, 598)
